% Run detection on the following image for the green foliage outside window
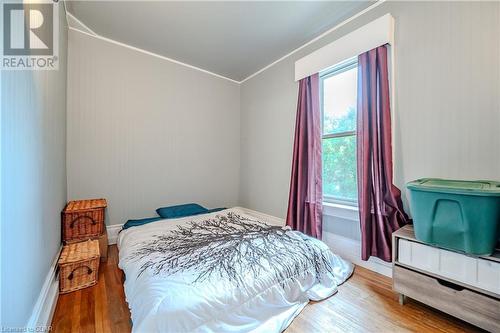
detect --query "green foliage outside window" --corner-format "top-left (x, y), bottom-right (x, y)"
top-left (322, 107), bottom-right (358, 202)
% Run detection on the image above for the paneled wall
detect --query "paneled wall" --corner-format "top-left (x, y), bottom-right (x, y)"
top-left (240, 1), bottom-right (500, 219)
top-left (1, 6), bottom-right (68, 327)
top-left (67, 30), bottom-right (240, 226)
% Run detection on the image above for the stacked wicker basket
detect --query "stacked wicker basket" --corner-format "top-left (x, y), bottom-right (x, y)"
top-left (58, 198), bottom-right (108, 293)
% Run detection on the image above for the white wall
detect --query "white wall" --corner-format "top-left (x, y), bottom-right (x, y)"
top-left (67, 2), bottom-right (500, 234)
top-left (67, 30), bottom-right (240, 226)
top-left (1, 6), bottom-right (68, 327)
top-left (240, 1), bottom-right (500, 220)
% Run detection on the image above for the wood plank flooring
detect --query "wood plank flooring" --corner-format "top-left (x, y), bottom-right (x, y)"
top-left (51, 245), bottom-right (483, 333)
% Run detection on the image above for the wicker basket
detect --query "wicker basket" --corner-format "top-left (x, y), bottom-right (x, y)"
top-left (58, 240), bottom-right (100, 293)
top-left (62, 199), bottom-right (107, 241)
top-left (65, 231), bottom-right (108, 262)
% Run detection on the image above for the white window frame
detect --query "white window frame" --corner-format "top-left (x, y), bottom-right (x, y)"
top-left (320, 57), bottom-right (358, 208)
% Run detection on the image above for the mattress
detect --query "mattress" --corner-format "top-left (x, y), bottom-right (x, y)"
top-left (118, 207), bottom-right (353, 332)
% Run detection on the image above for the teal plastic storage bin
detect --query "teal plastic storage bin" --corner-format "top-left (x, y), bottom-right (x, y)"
top-left (407, 178), bottom-right (500, 255)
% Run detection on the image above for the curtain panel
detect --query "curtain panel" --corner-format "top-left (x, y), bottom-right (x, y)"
top-left (357, 45), bottom-right (409, 262)
top-left (286, 73), bottom-right (323, 239)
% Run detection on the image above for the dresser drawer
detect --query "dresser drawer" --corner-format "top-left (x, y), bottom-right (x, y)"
top-left (397, 239), bottom-right (500, 296)
top-left (393, 266), bottom-right (500, 332)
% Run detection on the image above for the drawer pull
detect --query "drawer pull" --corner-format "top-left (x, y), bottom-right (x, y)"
top-left (68, 265), bottom-right (93, 280)
top-left (436, 278), bottom-right (465, 291)
top-left (70, 215), bottom-right (97, 228)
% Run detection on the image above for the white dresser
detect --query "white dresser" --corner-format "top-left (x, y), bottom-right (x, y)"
top-left (392, 225), bottom-right (500, 332)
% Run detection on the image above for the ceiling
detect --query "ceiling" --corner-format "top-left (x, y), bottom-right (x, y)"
top-left (66, 1), bottom-right (374, 82)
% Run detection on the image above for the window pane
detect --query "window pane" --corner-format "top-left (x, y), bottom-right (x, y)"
top-left (322, 66), bottom-right (357, 135)
top-left (322, 135), bottom-right (358, 201)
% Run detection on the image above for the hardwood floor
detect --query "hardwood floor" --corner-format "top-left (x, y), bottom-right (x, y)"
top-left (51, 245), bottom-right (483, 333)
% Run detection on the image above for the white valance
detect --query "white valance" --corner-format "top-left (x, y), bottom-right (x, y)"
top-left (295, 14), bottom-right (394, 81)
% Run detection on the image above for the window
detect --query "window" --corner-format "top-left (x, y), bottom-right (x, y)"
top-left (320, 58), bottom-right (358, 205)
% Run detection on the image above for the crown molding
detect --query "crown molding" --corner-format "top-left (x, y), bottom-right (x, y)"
top-left (63, 0), bottom-right (69, 28)
top-left (67, 12), bottom-right (98, 36)
top-left (69, 27), bottom-right (240, 84)
top-left (239, 0), bottom-right (386, 84)
top-left (66, 1), bottom-right (385, 85)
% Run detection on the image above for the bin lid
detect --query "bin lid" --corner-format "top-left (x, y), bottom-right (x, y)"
top-left (407, 178), bottom-right (500, 196)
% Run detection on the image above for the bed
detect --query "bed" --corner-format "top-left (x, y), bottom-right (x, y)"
top-left (117, 207), bottom-right (353, 332)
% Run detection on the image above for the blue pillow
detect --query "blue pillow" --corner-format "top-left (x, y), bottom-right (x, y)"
top-left (122, 207), bottom-right (227, 231)
top-left (156, 203), bottom-right (208, 218)
top-left (206, 208), bottom-right (226, 213)
top-left (123, 217), bottom-right (163, 230)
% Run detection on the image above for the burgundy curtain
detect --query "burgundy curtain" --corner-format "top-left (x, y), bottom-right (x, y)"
top-left (286, 73), bottom-right (322, 239)
top-left (357, 45), bottom-right (409, 262)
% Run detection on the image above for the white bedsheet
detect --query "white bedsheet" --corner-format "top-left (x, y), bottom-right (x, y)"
top-left (118, 207), bottom-right (353, 333)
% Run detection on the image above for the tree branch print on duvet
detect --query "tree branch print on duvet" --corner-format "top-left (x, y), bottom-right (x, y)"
top-left (131, 212), bottom-right (333, 286)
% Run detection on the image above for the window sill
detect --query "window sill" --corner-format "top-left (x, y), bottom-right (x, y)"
top-left (323, 202), bottom-right (359, 221)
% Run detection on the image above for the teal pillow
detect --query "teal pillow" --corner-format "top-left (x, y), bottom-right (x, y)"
top-left (123, 217), bottom-right (163, 230)
top-left (123, 207), bottom-right (226, 231)
top-left (206, 208), bottom-right (226, 213)
top-left (156, 203), bottom-right (208, 218)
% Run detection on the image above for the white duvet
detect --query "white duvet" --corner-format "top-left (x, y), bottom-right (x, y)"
top-left (118, 207), bottom-right (353, 333)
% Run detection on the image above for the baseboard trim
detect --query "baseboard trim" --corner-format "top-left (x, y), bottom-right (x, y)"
top-left (26, 246), bottom-right (62, 329)
top-left (322, 232), bottom-right (392, 278)
top-left (107, 224), bottom-right (123, 245)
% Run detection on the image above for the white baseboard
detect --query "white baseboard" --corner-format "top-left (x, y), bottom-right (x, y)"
top-left (322, 232), bottom-right (392, 278)
top-left (107, 224), bottom-right (123, 245)
top-left (26, 246), bottom-right (62, 329)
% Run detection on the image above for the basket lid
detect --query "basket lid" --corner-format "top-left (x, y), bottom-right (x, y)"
top-left (407, 178), bottom-right (500, 196)
top-left (64, 198), bottom-right (107, 212)
top-left (59, 240), bottom-right (100, 264)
